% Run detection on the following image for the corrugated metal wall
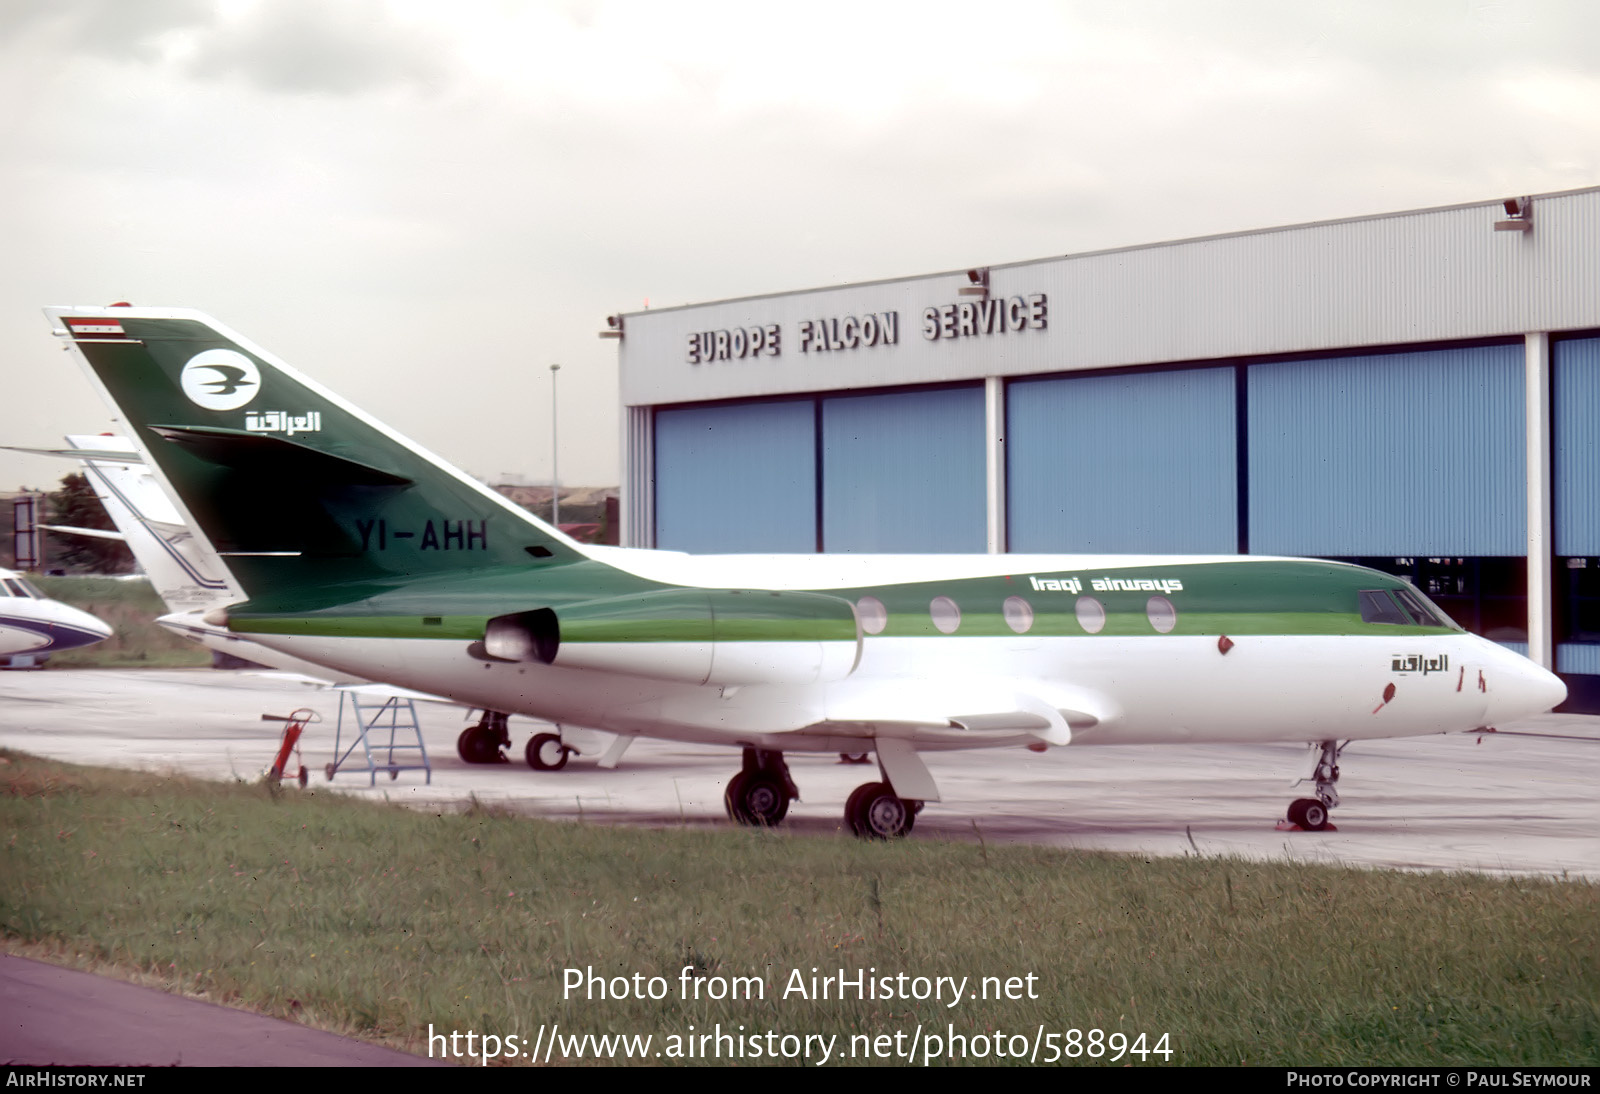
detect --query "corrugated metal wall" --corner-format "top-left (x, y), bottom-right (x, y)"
top-left (1554, 336), bottom-right (1600, 555)
top-left (1006, 368), bottom-right (1237, 552)
top-left (620, 187), bottom-right (1600, 409)
top-left (1248, 346), bottom-right (1525, 556)
top-left (821, 387), bottom-right (986, 553)
top-left (654, 401), bottom-right (816, 553)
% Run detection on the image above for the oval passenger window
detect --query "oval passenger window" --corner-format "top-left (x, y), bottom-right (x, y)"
top-left (856, 596), bottom-right (888, 635)
top-left (1146, 595), bottom-right (1177, 633)
top-left (1002, 596), bottom-right (1033, 634)
top-left (930, 596), bottom-right (961, 634)
top-left (1075, 596), bottom-right (1106, 634)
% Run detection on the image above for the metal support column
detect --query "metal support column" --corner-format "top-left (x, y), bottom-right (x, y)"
top-left (1526, 332), bottom-right (1553, 670)
top-left (621, 405), bottom-right (654, 549)
top-left (985, 376), bottom-right (1006, 555)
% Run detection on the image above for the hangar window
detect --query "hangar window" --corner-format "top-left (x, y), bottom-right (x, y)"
top-left (1002, 596), bottom-right (1034, 634)
top-left (856, 596), bottom-right (888, 635)
top-left (1146, 596), bottom-right (1177, 633)
top-left (930, 596), bottom-right (961, 634)
top-left (1358, 590), bottom-right (1411, 625)
top-left (1075, 596), bottom-right (1106, 634)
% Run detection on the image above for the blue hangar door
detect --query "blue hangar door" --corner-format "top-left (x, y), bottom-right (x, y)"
top-left (1554, 335), bottom-right (1600, 707)
top-left (1006, 367), bottom-right (1238, 553)
top-left (654, 400), bottom-right (817, 553)
top-left (1248, 344), bottom-right (1526, 647)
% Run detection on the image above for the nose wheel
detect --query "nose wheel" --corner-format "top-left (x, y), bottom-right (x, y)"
top-left (1285, 739), bottom-right (1345, 831)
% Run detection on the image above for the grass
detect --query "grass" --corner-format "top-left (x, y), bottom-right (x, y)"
top-left (29, 576), bottom-right (210, 668)
top-left (1, 749), bottom-right (1595, 1066)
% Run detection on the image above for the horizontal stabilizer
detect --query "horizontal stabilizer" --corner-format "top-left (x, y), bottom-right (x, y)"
top-left (37, 523), bottom-right (126, 542)
top-left (144, 518), bottom-right (192, 539)
top-left (149, 425), bottom-right (413, 487)
top-left (1, 444), bottom-right (144, 463)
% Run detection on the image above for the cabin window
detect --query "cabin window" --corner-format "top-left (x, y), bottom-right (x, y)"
top-left (930, 596), bottom-right (961, 634)
top-left (1075, 596), bottom-right (1106, 634)
top-left (1358, 589), bottom-right (1411, 625)
top-left (856, 596), bottom-right (888, 635)
top-left (1, 579), bottom-right (27, 598)
top-left (1146, 596), bottom-right (1177, 633)
top-left (1002, 596), bottom-right (1033, 634)
top-left (16, 579), bottom-right (43, 598)
top-left (0, 582), bottom-right (12, 598)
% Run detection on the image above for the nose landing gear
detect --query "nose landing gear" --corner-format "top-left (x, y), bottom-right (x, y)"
top-left (1285, 739), bottom-right (1346, 831)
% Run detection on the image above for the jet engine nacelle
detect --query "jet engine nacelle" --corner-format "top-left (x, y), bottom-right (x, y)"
top-left (484, 588), bottom-right (862, 686)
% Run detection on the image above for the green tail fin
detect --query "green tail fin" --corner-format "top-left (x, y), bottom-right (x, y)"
top-left (49, 306), bottom-right (591, 603)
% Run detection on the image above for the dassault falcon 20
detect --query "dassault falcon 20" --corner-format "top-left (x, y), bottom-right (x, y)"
top-left (47, 304), bottom-right (1567, 837)
top-left (0, 568), bottom-right (112, 667)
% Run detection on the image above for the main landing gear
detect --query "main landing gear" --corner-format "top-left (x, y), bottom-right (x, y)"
top-left (525, 731), bottom-right (576, 771)
top-left (845, 782), bottom-right (922, 839)
top-left (721, 749), bottom-right (927, 839)
top-left (724, 748), bottom-right (799, 826)
top-left (1286, 739), bottom-right (1346, 831)
top-left (457, 710), bottom-right (510, 764)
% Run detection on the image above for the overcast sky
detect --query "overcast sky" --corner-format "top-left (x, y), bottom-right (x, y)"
top-left (3, 0), bottom-right (1597, 495)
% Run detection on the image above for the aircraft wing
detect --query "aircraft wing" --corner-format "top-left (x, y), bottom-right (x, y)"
top-left (331, 682), bottom-right (463, 704)
top-left (809, 679), bottom-right (1120, 747)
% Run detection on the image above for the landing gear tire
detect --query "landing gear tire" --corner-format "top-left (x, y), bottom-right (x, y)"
top-left (724, 771), bottom-right (789, 826)
top-left (1285, 739), bottom-right (1345, 831)
top-left (457, 726), bottom-right (503, 765)
top-left (1288, 797), bottom-right (1330, 831)
top-left (846, 781), bottom-right (914, 839)
top-left (525, 732), bottom-right (569, 771)
top-left (838, 752), bottom-right (871, 764)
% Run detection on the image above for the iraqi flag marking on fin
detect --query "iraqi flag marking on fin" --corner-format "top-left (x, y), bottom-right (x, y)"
top-left (64, 317), bottom-right (129, 339)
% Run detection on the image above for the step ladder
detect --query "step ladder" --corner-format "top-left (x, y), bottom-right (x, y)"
top-left (325, 692), bottom-right (432, 786)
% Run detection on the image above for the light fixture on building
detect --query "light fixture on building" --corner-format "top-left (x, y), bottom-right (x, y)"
top-left (959, 267), bottom-right (990, 298)
top-left (598, 314), bottom-right (624, 339)
top-left (1494, 196), bottom-right (1533, 232)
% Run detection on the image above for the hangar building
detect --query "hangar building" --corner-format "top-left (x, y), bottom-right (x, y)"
top-left (611, 186), bottom-right (1600, 713)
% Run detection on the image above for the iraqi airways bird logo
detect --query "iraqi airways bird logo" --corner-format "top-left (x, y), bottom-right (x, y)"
top-left (180, 349), bottom-right (261, 411)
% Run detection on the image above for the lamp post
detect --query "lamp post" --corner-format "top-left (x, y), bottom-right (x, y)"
top-left (549, 363), bottom-right (561, 526)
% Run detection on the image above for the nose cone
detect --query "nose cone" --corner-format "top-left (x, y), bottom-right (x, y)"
top-left (1481, 642), bottom-right (1567, 724)
top-left (54, 604), bottom-right (114, 651)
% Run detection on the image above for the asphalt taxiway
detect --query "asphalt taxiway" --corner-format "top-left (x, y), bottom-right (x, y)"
top-left (0, 954), bottom-right (445, 1066)
top-left (2, 667), bottom-right (1596, 879)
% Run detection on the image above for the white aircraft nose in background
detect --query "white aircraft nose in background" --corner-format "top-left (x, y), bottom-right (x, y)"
top-left (0, 569), bottom-right (114, 662)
